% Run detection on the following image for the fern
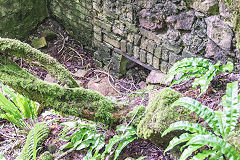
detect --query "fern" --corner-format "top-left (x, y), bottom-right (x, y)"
top-left (162, 81), bottom-right (240, 160)
top-left (17, 122), bottom-right (49, 160)
top-left (0, 84), bottom-right (38, 130)
top-left (58, 120), bottom-right (136, 160)
top-left (167, 58), bottom-right (233, 95)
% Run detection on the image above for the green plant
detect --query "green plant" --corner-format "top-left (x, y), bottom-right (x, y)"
top-left (58, 120), bottom-right (137, 160)
top-left (166, 58), bottom-right (233, 95)
top-left (162, 81), bottom-right (240, 160)
top-left (0, 154), bottom-right (5, 160)
top-left (0, 84), bottom-right (38, 130)
top-left (17, 122), bottom-right (50, 160)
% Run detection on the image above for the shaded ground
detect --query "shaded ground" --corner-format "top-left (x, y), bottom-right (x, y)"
top-left (0, 18), bottom-right (239, 160)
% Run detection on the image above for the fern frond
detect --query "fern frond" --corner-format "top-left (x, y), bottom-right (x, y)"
top-left (172, 97), bottom-right (220, 135)
top-left (180, 144), bottom-right (204, 160)
top-left (221, 81), bottom-right (240, 136)
top-left (164, 133), bottom-right (196, 154)
top-left (162, 121), bottom-right (210, 137)
top-left (186, 135), bottom-right (240, 160)
top-left (17, 122), bottom-right (49, 160)
top-left (191, 149), bottom-right (216, 160)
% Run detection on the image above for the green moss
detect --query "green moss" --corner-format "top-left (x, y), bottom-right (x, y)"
top-left (0, 38), bottom-right (78, 88)
top-left (0, 38), bottom-right (115, 125)
top-left (39, 151), bottom-right (53, 160)
top-left (0, 0), bottom-right (49, 39)
top-left (227, 127), bottom-right (240, 152)
top-left (126, 106), bottom-right (146, 128)
top-left (137, 88), bottom-right (196, 147)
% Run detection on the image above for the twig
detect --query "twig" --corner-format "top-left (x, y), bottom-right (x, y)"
top-left (58, 34), bottom-right (66, 54)
top-left (93, 69), bottom-right (125, 95)
top-left (68, 46), bottom-right (84, 66)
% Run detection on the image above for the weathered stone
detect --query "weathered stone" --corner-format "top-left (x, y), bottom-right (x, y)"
top-left (205, 16), bottom-right (233, 51)
top-left (163, 42), bottom-right (182, 54)
top-left (88, 77), bottom-right (119, 96)
top-left (44, 30), bottom-right (57, 41)
top-left (113, 26), bottom-right (124, 36)
top-left (111, 52), bottom-right (129, 77)
top-left (192, 0), bottom-right (219, 15)
top-left (219, 1), bottom-right (233, 19)
top-left (94, 19), bottom-right (112, 32)
top-left (153, 57), bottom-right (160, 69)
top-left (154, 46), bottom-right (162, 58)
top-left (174, 10), bottom-right (195, 30)
top-left (73, 70), bottom-right (87, 78)
top-left (140, 50), bottom-right (146, 63)
top-left (134, 34), bottom-right (141, 46)
top-left (127, 34), bottom-right (134, 43)
top-left (140, 38), bottom-right (149, 50)
top-left (32, 37), bottom-right (47, 49)
top-left (133, 46), bottom-right (140, 59)
top-left (146, 70), bottom-right (169, 85)
top-left (169, 52), bottom-right (182, 65)
top-left (120, 40), bottom-right (127, 52)
top-left (44, 74), bottom-right (57, 84)
top-left (161, 47), bottom-right (169, 61)
top-left (103, 35), bottom-right (120, 48)
top-left (137, 88), bottom-right (196, 148)
top-left (127, 42), bottom-right (133, 56)
top-left (205, 38), bottom-right (225, 60)
top-left (146, 40), bottom-right (156, 53)
top-left (146, 52), bottom-right (153, 65)
top-left (161, 61), bottom-right (169, 73)
top-left (140, 28), bottom-right (157, 41)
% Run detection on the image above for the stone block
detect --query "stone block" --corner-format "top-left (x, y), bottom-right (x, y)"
top-left (140, 38), bottom-right (149, 50)
top-left (120, 40), bottom-right (127, 52)
top-left (133, 46), bottom-right (140, 59)
top-left (147, 53), bottom-right (153, 65)
top-left (140, 28), bottom-right (157, 41)
top-left (153, 57), bottom-right (160, 69)
top-left (103, 35), bottom-right (120, 48)
top-left (140, 50), bottom-right (146, 63)
top-left (94, 19), bottom-right (112, 32)
top-left (161, 61), bottom-right (169, 74)
top-left (162, 47), bottom-right (169, 61)
top-left (169, 52), bottom-right (182, 65)
top-left (134, 34), bottom-right (141, 46)
top-left (113, 26), bottom-right (124, 36)
top-left (154, 46), bottom-right (162, 58)
top-left (111, 52), bottom-right (129, 77)
top-left (127, 34), bottom-right (134, 43)
top-left (127, 42), bottom-right (133, 56)
top-left (146, 40), bottom-right (156, 53)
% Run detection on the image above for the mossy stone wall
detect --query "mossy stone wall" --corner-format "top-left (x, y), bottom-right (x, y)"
top-left (50, 0), bottom-right (94, 51)
top-left (0, 0), bottom-right (49, 39)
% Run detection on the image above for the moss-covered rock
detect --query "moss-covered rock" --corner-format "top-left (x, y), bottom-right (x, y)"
top-left (0, 0), bottom-right (49, 39)
top-left (126, 106), bottom-right (146, 128)
top-left (227, 127), bottom-right (240, 152)
top-left (39, 151), bottom-right (53, 160)
top-left (137, 88), bottom-right (196, 147)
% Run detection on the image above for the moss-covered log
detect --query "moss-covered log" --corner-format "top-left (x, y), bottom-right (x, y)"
top-left (0, 38), bottom-right (121, 125)
top-left (0, 38), bottom-right (78, 88)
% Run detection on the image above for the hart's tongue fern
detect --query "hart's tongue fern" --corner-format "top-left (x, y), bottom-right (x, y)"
top-left (17, 122), bottom-right (49, 160)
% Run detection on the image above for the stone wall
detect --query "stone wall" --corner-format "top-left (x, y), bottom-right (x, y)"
top-left (0, 0), bottom-right (239, 74)
top-left (0, 0), bottom-right (49, 39)
top-left (50, 0), bottom-right (94, 50)
top-left (91, 0), bottom-right (240, 74)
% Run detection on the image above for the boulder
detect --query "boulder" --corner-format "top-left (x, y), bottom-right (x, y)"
top-left (205, 16), bottom-right (233, 51)
top-left (137, 88), bottom-right (196, 147)
top-left (192, 0), bottom-right (219, 15)
top-left (146, 70), bottom-right (169, 85)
